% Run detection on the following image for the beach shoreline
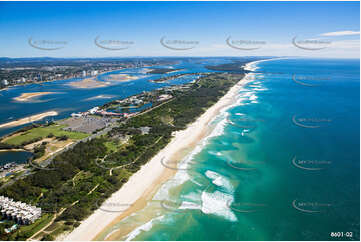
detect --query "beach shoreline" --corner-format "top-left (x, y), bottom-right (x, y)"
top-left (62, 59), bottom-right (274, 241)
top-left (244, 57), bottom-right (290, 71)
top-left (62, 77), bottom-right (250, 241)
top-left (0, 111), bottom-right (58, 129)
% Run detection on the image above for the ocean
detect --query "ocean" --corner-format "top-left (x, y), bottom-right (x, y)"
top-left (97, 58), bottom-right (360, 241)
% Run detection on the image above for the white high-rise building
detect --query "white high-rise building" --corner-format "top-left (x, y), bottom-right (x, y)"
top-left (82, 70), bottom-right (87, 77)
top-left (91, 70), bottom-right (98, 76)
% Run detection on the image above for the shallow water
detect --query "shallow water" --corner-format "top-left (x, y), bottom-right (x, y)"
top-left (100, 58), bottom-right (360, 241)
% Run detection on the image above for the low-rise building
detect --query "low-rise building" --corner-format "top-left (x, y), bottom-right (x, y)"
top-left (157, 94), bottom-right (172, 102)
top-left (88, 107), bottom-right (99, 114)
top-left (0, 196), bottom-right (41, 225)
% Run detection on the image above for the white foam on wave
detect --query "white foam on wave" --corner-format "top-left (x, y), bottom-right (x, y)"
top-left (179, 201), bottom-right (202, 210)
top-left (254, 88), bottom-right (267, 91)
top-left (152, 171), bottom-right (190, 201)
top-left (205, 170), bottom-right (234, 193)
top-left (201, 190), bottom-right (237, 222)
top-left (125, 215), bottom-right (165, 241)
top-left (153, 109), bottom-right (230, 201)
top-left (249, 94), bottom-right (258, 101)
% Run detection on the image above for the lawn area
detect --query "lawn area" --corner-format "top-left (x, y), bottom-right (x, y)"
top-left (10, 213), bottom-right (53, 240)
top-left (104, 140), bottom-right (121, 153)
top-left (4, 124), bottom-right (89, 146)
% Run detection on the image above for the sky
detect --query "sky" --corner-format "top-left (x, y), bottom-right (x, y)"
top-left (0, 1), bottom-right (359, 58)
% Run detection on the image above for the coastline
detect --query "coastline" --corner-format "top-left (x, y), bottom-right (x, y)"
top-left (0, 149), bottom-right (27, 152)
top-left (0, 111), bottom-right (58, 129)
top-left (62, 58), bottom-right (280, 241)
top-left (63, 73), bottom-right (251, 241)
top-left (244, 57), bottom-right (290, 71)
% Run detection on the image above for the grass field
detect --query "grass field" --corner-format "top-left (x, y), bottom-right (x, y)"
top-left (4, 124), bottom-right (89, 146)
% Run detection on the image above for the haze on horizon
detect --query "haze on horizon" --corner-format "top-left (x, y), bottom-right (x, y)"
top-left (0, 1), bottom-right (359, 59)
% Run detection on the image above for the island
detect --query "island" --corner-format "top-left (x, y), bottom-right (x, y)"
top-left (13, 92), bottom-right (58, 102)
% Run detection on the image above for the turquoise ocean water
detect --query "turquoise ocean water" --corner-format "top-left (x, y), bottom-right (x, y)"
top-left (100, 58), bottom-right (360, 241)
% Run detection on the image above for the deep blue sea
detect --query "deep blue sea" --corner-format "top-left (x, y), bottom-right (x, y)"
top-left (97, 58), bottom-right (360, 241)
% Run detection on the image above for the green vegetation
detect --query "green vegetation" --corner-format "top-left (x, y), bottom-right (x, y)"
top-left (205, 60), bottom-right (258, 72)
top-left (0, 73), bottom-right (244, 240)
top-left (4, 124), bottom-right (89, 146)
top-left (104, 140), bottom-right (122, 153)
top-left (146, 68), bottom-right (181, 74)
top-left (0, 214), bottom-right (53, 241)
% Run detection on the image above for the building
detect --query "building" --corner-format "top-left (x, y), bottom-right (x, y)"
top-left (71, 112), bottom-right (83, 118)
top-left (88, 107), bottom-right (99, 114)
top-left (90, 70), bottom-right (98, 76)
top-left (82, 70), bottom-right (87, 77)
top-left (1, 80), bottom-right (8, 86)
top-left (157, 94), bottom-right (172, 102)
top-left (0, 196), bottom-right (41, 225)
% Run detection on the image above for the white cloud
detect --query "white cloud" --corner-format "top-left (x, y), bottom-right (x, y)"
top-left (320, 30), bottom-right (360, 37)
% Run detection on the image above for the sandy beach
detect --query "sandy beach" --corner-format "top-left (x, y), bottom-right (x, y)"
top-left (68, 77), bottom-right (110, 89)
top-left (0, 111), bottom-right (58, 129)
top-left (13, 92), bottom-right (57, 102)
top-left (63, 72), bottom-right (251, 241)
top-left (105, 74), bottom-right (140, 82)
top-left (244, 57), bottom-right (290, 71)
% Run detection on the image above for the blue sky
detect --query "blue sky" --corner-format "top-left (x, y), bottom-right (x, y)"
top-left (0, 1), bottom-right (359, 58)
